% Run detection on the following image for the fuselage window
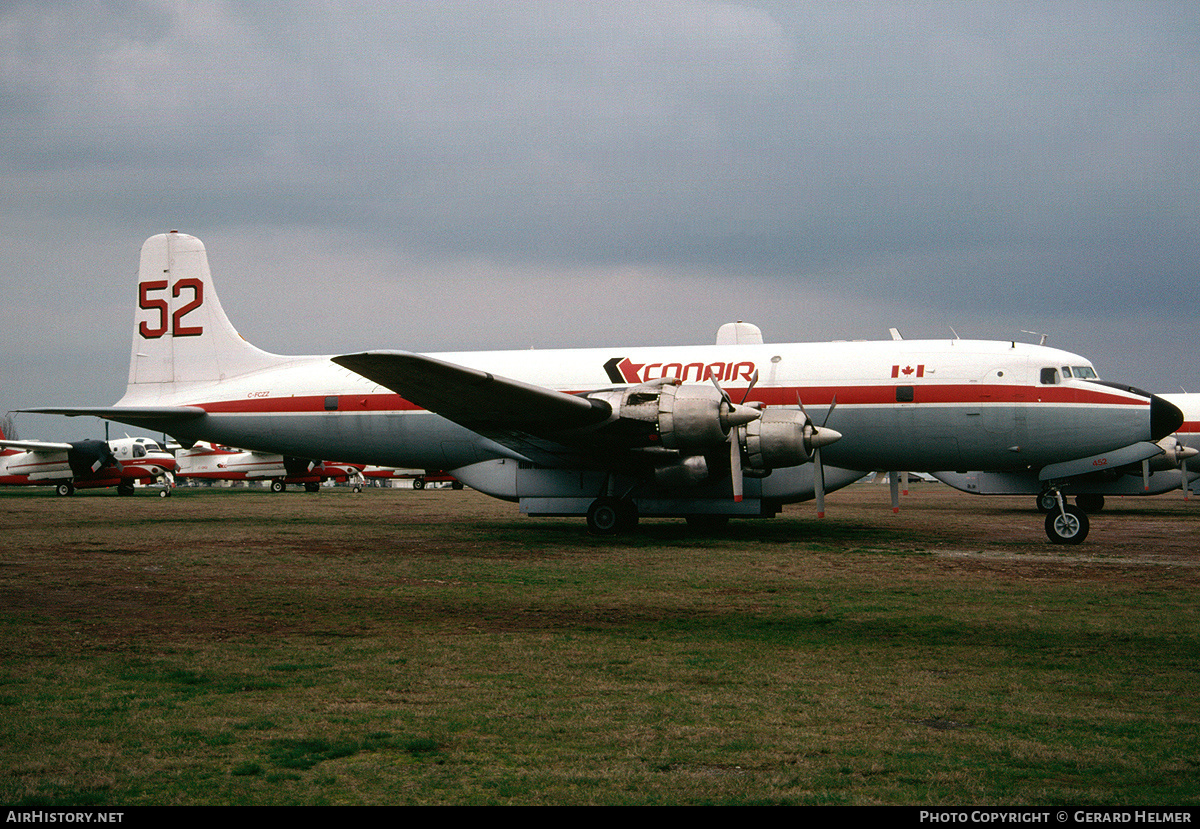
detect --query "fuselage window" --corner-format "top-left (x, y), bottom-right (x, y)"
top-left (896, 385), bottom-right (914, 403)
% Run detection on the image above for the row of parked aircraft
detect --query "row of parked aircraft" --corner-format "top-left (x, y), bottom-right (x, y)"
top-left (0, 432), bottom-right (454, 496)
top-left (16, 232), bottom-right (1197, 543)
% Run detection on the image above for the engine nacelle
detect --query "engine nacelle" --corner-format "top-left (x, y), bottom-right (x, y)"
top-left (658, 383), bottom-right (732, 449)
top-left (1148, 436), bottom-right (1199, 471)
top-left (744, 409), bottom-right (810, 471)
top-left (653, 454), bottom-right (710, 488)
top-left (590, 379), bottom-right (760, 451)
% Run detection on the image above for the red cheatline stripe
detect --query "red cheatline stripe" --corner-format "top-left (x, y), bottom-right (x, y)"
top-left (190, 383), bottom-right (1148, 415)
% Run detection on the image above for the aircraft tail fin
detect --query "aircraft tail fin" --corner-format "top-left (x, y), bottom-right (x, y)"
top-left (121, 232), bottom-right (283, 403)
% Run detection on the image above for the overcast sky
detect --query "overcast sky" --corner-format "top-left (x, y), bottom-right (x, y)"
top-left (3, 1), bottom-right (1198, 441)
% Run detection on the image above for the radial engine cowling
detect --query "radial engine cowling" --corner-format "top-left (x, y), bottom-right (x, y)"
top-left (744, 409), bottom-right (810, 471)
top-left (593, 379), bottom-right (761, 451)
top-left (657, 382), bottom-right (761, 450)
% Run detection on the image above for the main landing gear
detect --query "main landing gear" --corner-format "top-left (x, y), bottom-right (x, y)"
top-left (585, 497), bottom-right (639, 536)
top-left (1037, 491), bottom-right (1104, 514)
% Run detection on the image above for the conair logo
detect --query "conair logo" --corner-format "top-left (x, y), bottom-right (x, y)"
top-left (604, 357), bottom-right (757, 385)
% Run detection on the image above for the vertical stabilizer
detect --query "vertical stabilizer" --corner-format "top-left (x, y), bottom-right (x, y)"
top-left (124, 232), bottom-right (282, 399)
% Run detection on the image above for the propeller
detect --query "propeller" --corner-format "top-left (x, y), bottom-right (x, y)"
top-left (797, 395), bottom-right (841, 518)
top-left (66, 439), bottom-right (121, 478)
top-left (709, 370), bottom-right (762, 502)
top-left (1163, 435), bottom-right (1198, 500)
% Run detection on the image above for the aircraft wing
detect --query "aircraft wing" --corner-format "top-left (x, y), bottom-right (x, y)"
top-left (332, 351), bottom-right (614, 464)
top-left (0, 439), bottom-right (73, 453)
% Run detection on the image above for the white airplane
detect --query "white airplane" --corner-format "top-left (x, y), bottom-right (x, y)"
top-left (934, 392), bottom-right (1200, 511)
top-left (175, 442), bottom-right (365, 492)
top-left (0, 429), bottom-right (176, 496)
top-left (360, 467), bottom-right (463, 489)
top-left (26, 232), bottom-right (1183, 543)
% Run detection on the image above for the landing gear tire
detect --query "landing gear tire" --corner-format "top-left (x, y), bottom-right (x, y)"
top-left (305, 483), bottom-right (320, 493)
top-left (270, 480), bottom-right (285, 493)
top-left (1046, 505), bottom-right (1089, 545)
top-left (587, 497), bottom-right (623, 536)
top-left (1036, 492), bottom-right (1058, 513)
top-left (413, 478), bottom-right (425, 490)
top-left (118, 483), bottom-right (135, 496)
top-left (1075, 493), bottom-right (1105, 513)
top-left (55, 482), bottom-right (75, 497)
top-left (159, 488), bottom-right (171, 498)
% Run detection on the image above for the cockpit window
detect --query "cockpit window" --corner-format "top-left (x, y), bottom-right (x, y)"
top-left (1061, 366), bottom-right (1073, 378)
top-left (133, 444), bottom-right (146, 458)
top-left (1071, 366), bottom-right (1098, 380)
top-left (1040, 367), bottom-right (1060, 385)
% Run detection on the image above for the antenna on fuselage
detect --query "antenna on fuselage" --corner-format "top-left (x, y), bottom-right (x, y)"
top-left (1021, 330), bottom-right (1048, 346)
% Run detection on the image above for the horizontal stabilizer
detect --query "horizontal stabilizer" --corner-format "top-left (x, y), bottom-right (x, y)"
top-left (21, 406), bottom-right (207, 424)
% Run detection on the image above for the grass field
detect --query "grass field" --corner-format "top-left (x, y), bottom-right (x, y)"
top-left (2, 484), bottom-right (1198, 806)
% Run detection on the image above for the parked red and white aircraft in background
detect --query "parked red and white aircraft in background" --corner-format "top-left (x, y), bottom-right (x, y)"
top-left (175, 442), bottom-right (364, 492)
top-left (361, 466), bottom-right (463, 489)
top-left (26, 232), bottom-right (1184, 543)
top-left (0, 429), bottom-right (176, 496)
top-left (934, 392), bottom-right (1200, 511)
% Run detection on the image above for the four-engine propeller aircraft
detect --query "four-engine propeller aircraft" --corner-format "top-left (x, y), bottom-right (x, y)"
top-left (25, 232), bottom-right (1184, 542)
top-left (934, 392), bottom-right (1200, 512)
top-left (175, 442), bottom-right (365, 492)
top-left (0, 429), bottom-right (176, 496)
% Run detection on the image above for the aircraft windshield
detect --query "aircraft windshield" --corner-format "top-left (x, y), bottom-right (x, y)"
top-left (1072, 366), bottom-right (1098, 380)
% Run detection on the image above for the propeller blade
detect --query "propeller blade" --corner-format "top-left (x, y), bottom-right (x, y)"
top-left (709, 370), bottom-right (730, 402)
top-left (1183, 455), bottom-right (1190, 501)
top-left (890, 471), bottom-right (900, 513)
top-left (739, 370), bottom-right (760, 405)
top-left (814, 445), bottom-right (826, 518)
top-left (822, 394), bottom-right (838, 428)
top-left (730, 426), bottom-right (744, 503)
top-left (1143, 458), bottom-right (1151, 492)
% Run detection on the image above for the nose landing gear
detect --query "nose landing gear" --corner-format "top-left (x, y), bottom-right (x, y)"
top-left (1044, 489), bottom-right (1089, 544)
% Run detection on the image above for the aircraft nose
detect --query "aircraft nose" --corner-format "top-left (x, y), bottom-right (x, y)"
top-left (1150, 394), bottom-right (1184, 441)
